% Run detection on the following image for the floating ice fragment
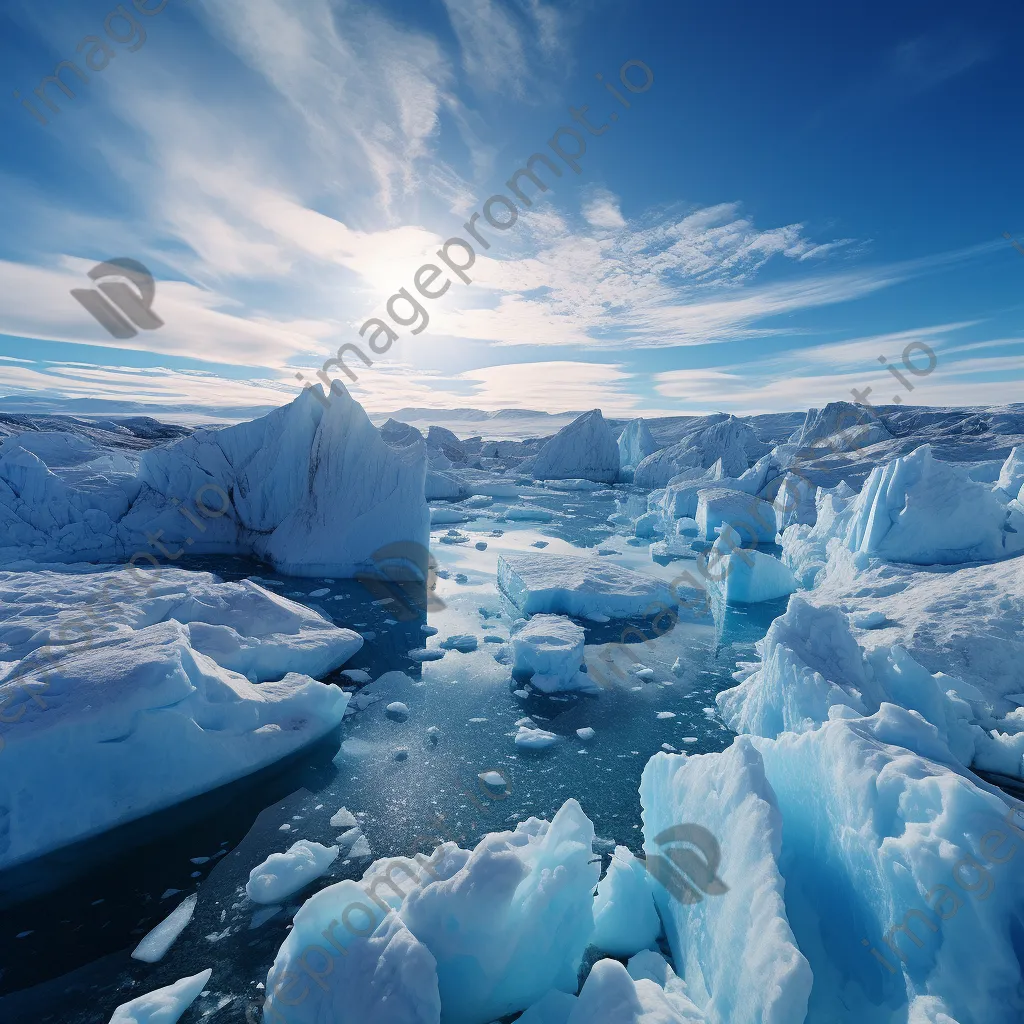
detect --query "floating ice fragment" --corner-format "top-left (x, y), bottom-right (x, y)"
top-left (132, 894), bottom-right (198, 963)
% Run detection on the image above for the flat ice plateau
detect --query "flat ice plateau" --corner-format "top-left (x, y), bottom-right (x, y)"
top-left (0, 394), bottom-right (1022, 1024)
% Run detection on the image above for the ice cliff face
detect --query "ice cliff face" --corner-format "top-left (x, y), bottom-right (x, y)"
top-left (0, 383), bottom-right (431, 579)
top-left (618, 418), bottom-right (661, 475)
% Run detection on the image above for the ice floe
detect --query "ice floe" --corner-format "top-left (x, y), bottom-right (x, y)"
top-left (497, 552), bottom-right (684, 620)
top-left (0, 569), bottom-right (356, 870)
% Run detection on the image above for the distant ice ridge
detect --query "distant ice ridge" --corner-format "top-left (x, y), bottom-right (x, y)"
top-left (0, 568), bottom-right (358, 870)
top-left (0, 382), bottom-right (431, 578)
top-left (633, 416), bottom-right (761, 489)
top-left (783, 444), bottom-right (1024, 581)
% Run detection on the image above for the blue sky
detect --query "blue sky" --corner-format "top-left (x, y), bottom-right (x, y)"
top-left (0, 0), bottom-right (1021, 417)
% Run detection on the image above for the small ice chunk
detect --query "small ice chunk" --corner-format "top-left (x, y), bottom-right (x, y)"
top-left (308, 588), bottom-right (330, 598)
top-left (515, 725), bottom-right (560, 750)
top-left (337, 826), bottom-right (362, 850)
top-left (329, 807), bottom-right (358, 829)
top-left (671, 657), bottom-right (685, 677)
top-left (394, 747), bottom-right (409, 761)
top-left (386, 701), bottom-right (410, 720)
top-left (475, 541), bottom-right (488, 550)
top-left (348, 834), bottom-right (372, 859)
top-left (131, 894), bottom-right (198, 963)
top-left (340, 669), bottom-right (371, 684)
top-left (656, 711), bottom-right (676, 719)
top-left (421, 625), bottom-right (439, 635)
top-left (245, 840), bottom-right (339, 904)
top-left (108, 968), bottom-right (212, 1024)
top-left (479, 770), bottom-right (507, 789)
top-left (408, 648), bottom-right (446, 661)
top-left (576, 727), bottom-right (596, 741)
top-left (441, 634), bottom-right (479, 652)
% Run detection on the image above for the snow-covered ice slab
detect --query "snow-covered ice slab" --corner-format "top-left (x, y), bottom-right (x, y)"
top-left (640, 741), bottom-right (811, 1024)
top-left (497, 552), bottom-right (679, 620)
top-left (0, 383), bottom-right (431, 578)
top-left (511, 614), bottom-right (596, 694)
top-left (0, 568), bottom-right (357, 870)
top-left (263, 799), bottom-right (600, 1024)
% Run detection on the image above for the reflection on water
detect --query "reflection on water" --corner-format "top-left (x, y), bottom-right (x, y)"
top-left (0, 485), bottom-right (782, 1023)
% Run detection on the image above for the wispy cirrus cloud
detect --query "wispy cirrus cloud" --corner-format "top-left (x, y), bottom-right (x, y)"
top-left (440, 0), bottom-right (565, 95)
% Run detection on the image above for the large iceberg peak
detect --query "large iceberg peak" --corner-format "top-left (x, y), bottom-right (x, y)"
top-left (527, 409), bottom-right (620, 483)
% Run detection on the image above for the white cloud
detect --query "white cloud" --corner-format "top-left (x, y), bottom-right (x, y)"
top-left (654, 347), bottom-right (1024, 413)
top-left (582, 189), bottom-right (626, 230)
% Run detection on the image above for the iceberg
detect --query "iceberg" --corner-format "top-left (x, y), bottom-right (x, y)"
top-left (841, 444), bottom-right (1024, 565)
top-left (618, 418), bottom-right (661, 475)
top-left (525, 409), bottom-right (620, 484)
top-left (511, 614), bottom-right (597, 693)
top-left (696, 488), bottom-right (777, 544)
top-left (639, 740), bottom-right (812, 1024)
top-left (633, 417), bottom-right (756, 489)
top-left (591, 845), bottom-right (662, 956)
top-left (706, 527), bottom-right (797, 605)
top-left (751, 705), bottom-right (1024, 1023)
top-left (0, 568), bottom-right (356, 869)
top-left (497, 552), bottom-right (680, 620)
top-left (716, 596), bottom-right (981, 767)
top-left (246, 839), bottom-right (340, 904)
top-left (264, 799), bottom-right (600, 1024)
top-left (1, 383), bottom-right (431, 579)
top-left (108, 968), bottom-right (212, 1024)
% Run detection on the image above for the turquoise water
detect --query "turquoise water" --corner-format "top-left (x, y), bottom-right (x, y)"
top-left (0, 485), bottom-right (784, 1023)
